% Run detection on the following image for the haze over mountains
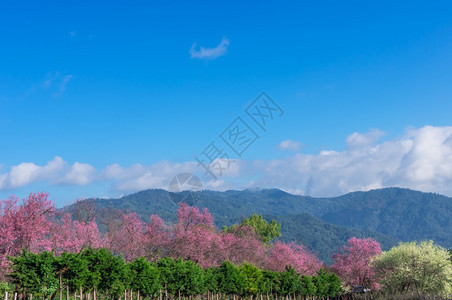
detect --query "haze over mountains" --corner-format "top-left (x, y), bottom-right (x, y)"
top-left (66, 187), bottom-right (451, 264)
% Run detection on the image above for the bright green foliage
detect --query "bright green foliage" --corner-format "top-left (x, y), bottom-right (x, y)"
top-left (0, 282), bottom-right (12, 293)
top-left (240, 263), bottom-right (263, 296)
top-left (204, 267), bottom-right (219, 294)
top-left (372, 240), bottom-right (452, 297)
top-left (157, 257), bottom-right (206, 297)
top-left (276, 266), bottom-right (299, 296)
top-left (176, 259), bottom-right (206, 296)
top-left (9, 250), bottom-right (58, 300)
top-left (217, 261), bottom-right (245, 295)
top-left (259, 270), bottom-right (278, 295)
top-left (128, 257), bottom-right (161, 297)
top-left (56, 252), bottom-right (89, 294)
top-left (313, 269), bottom-right (341, 297)
top-left (298, 275), bottom-right (317, 296)
top-left (82, 248), bottom-right (126, 298)
top-left (7, 248), bottom-right (342, 299)
top-left (224, 214), bottom-right (281, 243)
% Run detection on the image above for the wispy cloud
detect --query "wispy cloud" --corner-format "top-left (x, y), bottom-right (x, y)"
top-left (278, 140), bottom-right (302, 152)
top-left (3, 126), bottom-right (452, 197)
top-left (42, 71), bottom-right (74, 96)
top-left (190, 37), bottom-right (230, 60)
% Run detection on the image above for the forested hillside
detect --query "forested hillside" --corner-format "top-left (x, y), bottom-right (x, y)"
top-left (66, 187), bottom-right (452, 258)
top-left (264, 213), bottom-right (399, 264)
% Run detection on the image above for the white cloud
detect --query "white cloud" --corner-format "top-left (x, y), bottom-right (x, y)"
top-left (0, 157), bottom-right (96, 189)
top-left (190, 37), bottom-right (230, 60)
top-left (278, 140), bottom-right (302, 151)
top-left (241, 126), bottom-right (452, 197)
top-left (346, 129), bottom-right (385, 149)
top-left (2, 126), bottom-right (452, 197)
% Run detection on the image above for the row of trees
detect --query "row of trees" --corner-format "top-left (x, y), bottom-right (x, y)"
top-left (1, 193), bottom-right (451, 298)
top-left (5, 248), bottom-right (341, 300)
top-left (0, 193), bottom-right (321, 276)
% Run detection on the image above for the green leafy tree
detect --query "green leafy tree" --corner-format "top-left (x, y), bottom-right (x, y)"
top-left (128, 257), bottom-right (161, 297)
top-left (372, 240), bottom-right (452, 297)
top-left (275, 266), bottom-right (299, 296)
top-left (157, 257), bottom-right (178, 297)
top-left (224, 215), bottom-right (281, 243)
top-left (176, 259), bottom-right (206, 297)
top-left (259, 270), bottom-right (278, 296)
top-left (298, 275), bottom-right (317, 296)
top-left (312, 269), bottom-right (341, 298)
top-left (204, 267), bottom-right (219, 294)
top-left (217, 261), bottom-right (245, 296)
top-left (240, 263), bottom-right (263, 296)
top-left (82, 248), bottom-right (126, 298)
top-left (55, 252), bottom-right (90, 298)
top-left (9, 250), bottom-right (58, 300)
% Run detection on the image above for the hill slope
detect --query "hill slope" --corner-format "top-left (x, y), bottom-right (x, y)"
top-left (67, 187), bottom-right (452, 253)
top-left (265, 213), bottom-right (399, 264)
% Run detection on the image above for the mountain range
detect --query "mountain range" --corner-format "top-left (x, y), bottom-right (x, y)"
top-left (66, 187), bottom-right (451, 264)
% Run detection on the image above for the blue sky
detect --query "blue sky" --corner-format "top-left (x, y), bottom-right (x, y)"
top-left (1, 1), bottom-right (452, 206)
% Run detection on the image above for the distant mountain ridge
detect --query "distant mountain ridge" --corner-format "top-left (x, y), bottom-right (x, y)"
top-left (65, 187), bottom-right (451, 262)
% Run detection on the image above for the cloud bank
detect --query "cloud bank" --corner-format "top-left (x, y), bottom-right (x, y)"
top-left (2, 125), bottom-right (452, 197)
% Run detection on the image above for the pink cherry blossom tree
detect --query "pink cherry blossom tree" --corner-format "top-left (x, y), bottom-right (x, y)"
top-left (108, 211), bottom-right (146, 261)
top-left (0, 193), bottom-right (55, 269)
top-left (331, 237), bottom-right (382, 290)
top-left (51, 213), bottom-right (104, 255)
top-left (143, 214), bottom-right (170, 261)
top-left (265, 241), bottom-right (322, 276)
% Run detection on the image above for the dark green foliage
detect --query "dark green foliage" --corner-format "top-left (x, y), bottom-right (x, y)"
top-left (81, 248), bottom-right (126, 298)
top-left (68, 187), bottom-right (452, 260)
top-left (216, 261), bottom-right (245, 295)
top-left (128, 257), bottom-right (161, 297)
top-left (276, 266), bottom-right (299, 296)
top-left (56, 252), bottom-right (89, 293)
top-left (9, 250), bottom-right (58, 299)
top-left (268, 213), bottom-right (398, 264)
top-left (157, 257), bottom-right (206, 297)
top-left (259, 270), bottom-right (278, 295)
top-left (313, 269), bottom-right (341, 297)
top-left (7, 249), bottom-right (342, 298)
top-left (298, 275), bottom-right (317, 296)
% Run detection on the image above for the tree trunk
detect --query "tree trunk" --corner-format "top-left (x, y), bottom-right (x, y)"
top-left (66, 286), bottom-right (69, 300)
top-left (59, 274), bottom-right (62, 300)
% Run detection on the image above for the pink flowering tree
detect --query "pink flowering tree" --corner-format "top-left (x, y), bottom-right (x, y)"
top-left (108, 211), bottom-right (146, 261)
top-left (143, 214), bottom-right (170, 261)
top-left (219, 225), bottom-right (266, 268)
top-left (51, 213), bottom-right (104, 255)
top-left (331, 237), bottom-right (382, 290)
top-left (168, 203), bottom-right (219, 267)
top-left (0, 193), bottom-right (55, 270)
top-left (265, 241), bottom-right (322, 276)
